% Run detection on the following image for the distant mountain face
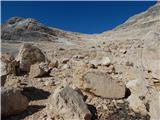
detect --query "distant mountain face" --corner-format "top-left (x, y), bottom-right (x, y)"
top-left (1, 2), bottom-right (160, 42)
top-left (1, 17), bottom-right (81, 42)
top-left (101, 2), bottom-right (160, 40)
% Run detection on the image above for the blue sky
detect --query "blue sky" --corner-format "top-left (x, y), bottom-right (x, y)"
top-left (1, 1), bottom-right (156, 34)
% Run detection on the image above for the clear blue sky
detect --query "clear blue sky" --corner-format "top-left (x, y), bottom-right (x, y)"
top-left (1, 1), bottom-right (157, 34)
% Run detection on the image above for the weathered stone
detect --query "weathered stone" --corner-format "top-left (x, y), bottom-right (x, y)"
top-left (1, 53), bottom-right (15, 63)
top-left (16, 43), bottom-right (46, 72)
top-left (149, 91), bottom-right (160, 120)
top-left (1, 61), bottom-right (7, 86)
top-left (62, 58), bottom-right (70, 64)
top-left (81, 71), bottom-right (126, 98)
top-left (142, 32), bottom-right (160, 80)
top-left (100, 57), bottom-right (111, 66)
top-left (49, 86), bottom-right (92, 120)
top-left (89, 57), bottom-right (111, 67)
top-left (1, 87), bottom-right (29, 116)
top-left (1, 53), bottom-right (19, 75)
top-left (61, 64), bottom-right (70, 70)
top-left (126, 79), bottom-right (149, 115)
top-left (127, 95), bottom-right (148, 116)
top-left (126, 79), bottom-right (148, 97)
top-left (48, 60), bottom-right (58, 68)
top-left (29, 62), bottom-right (50, 78)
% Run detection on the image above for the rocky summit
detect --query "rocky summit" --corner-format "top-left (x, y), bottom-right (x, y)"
top-left (1, 2), bottom-right (160, 120)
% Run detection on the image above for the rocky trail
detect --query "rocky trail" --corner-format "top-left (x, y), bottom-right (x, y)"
top-left (1, 2), bottom-right (160, 120)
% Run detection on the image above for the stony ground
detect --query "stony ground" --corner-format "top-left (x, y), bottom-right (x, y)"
top-left (1, 37), bottom-right (159, 120)
top-left (1, 2), bottom-right (160, 120)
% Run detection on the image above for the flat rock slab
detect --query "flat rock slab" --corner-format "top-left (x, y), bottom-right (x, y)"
top-left (81, 71), bottom-right (126, 98)
top-left (49, 86), bottom-right (92, 120)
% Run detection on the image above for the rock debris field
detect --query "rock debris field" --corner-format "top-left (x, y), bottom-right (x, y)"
top-left (1, 3), bottom-right (160, 120)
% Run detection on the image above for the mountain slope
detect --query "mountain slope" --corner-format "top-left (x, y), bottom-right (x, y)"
top-left (1, 17), bottom-right (82, 42)
top-left (100, 2), bottom-right (160, 40)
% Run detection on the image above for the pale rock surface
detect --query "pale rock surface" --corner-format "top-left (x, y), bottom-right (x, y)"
top-left (89, 56), bottom-right (111, 67)
top-left (127, 95), bottom-right (148, 116)
top-left (81, 71), bottom-right (126, 98)
top-left (1, 61), bottom-right (7, 86)
top-left (1, 87), bottom-right (29, 116)
top-left (1, 53), bottom-right (19, 75)
top-left (29, 62), bottom-right (50, 78)
top-left (49, 86), bottom-right (92, 120)
top-left (149, 91), bottom-right (160, 120)
top-left (48, 60), bottom-right (58, 68)
top-left (126, 79), bottom-right (148, 97)
top-left (142, 32), bottom-right (160, 80)
top-left (126, 79), bottom-right (149, 115)
top-left (16, 43), bottom-right (46, 72)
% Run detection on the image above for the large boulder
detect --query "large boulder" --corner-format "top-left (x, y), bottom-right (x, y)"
top-left (81, 71), bottom-right (126, 98)
top-left (49, 86), bottom-right (92, 120)
top-left (1, 87), bottom-right (29, 116)
top-left (16, 43), bottom-right (46, 72)
top-left (29, 62), bottom-right (50, 78)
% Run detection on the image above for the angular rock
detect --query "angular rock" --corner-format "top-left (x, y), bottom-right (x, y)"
top-left (100, 57), bottom-right (111, 66)
top-left (89, 56), bottom-right (111, 67)
top-left (49, 86), bottom-right (92, 120)
top-left (29, 62), bottom-right (50, 78)
top-left (16, 43), bottom-right (46, 72)
top-left (1, 87), bottom-right (29, 116)
top-left (81, 71), bottom-right (126, 98)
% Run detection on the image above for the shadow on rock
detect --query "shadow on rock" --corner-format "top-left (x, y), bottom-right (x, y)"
top-left (22, 87), bottom-right (51, 101)
top-left (2, 105), bottom-right (45, 120)
top-left (87, 104), bottom-right (98, 120)
top-left (124, 88), bottom-right (131, 98)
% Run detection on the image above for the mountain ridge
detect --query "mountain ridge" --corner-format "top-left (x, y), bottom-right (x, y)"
top-left (1, 2), bottom-right (160, 42)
